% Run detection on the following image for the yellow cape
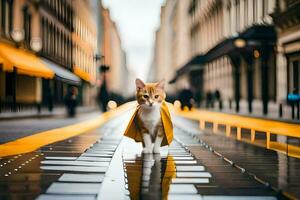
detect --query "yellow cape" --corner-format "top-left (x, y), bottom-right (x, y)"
top-left (124, 101), bottom-right (173, 146)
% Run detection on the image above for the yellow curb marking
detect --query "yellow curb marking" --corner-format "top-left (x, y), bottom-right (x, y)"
top-left (0, 102), bottom-right (136, 157)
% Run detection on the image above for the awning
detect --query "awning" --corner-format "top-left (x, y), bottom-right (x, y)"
top-left (41, 58), bottom-right (81, 85)
top-left (0, 43), bottom-right (54, 78)
top-left (169, 55), bottom-right (206, 83)
top-left (73, 65), bottom-right (94, 84)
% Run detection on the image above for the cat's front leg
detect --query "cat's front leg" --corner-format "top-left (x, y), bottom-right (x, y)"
top-left (153, 136), bottom-right (163, 154)
top-left (142, 133), bottom-right (153, 154)
top-left (153, 127), bottom-right (163, 154)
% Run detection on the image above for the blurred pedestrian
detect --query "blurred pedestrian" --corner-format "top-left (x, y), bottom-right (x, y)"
top-left (65, 86), bottom-right (78, 117)
top-left (178, 89), bottom-right (193, 111)
top-left (206, 91), bottom-right (213, 108)
top-left (98, 81), bottom-right (109, 112)
top-left (214, 89), bottom-right (223, 110)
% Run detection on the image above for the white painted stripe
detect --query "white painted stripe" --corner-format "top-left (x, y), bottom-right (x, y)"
top-left (46, 182), bottom-right (101, 195)
top-left (41, 160), bottom-right (110, 167)
top-left (41, 166), bottom-right (107, 172)
top-left (172, 178), bottom-right (209, 184)
top-left (176, 172), bottom-right (212, 178)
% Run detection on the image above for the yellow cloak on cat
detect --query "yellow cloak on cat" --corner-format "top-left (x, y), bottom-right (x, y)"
top-left (124, 101), bottom-right (173, 146)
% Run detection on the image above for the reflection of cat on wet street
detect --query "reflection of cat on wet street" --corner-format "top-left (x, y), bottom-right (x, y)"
top-left (141, 154), bottom-right (161, 199)
top-left (124, 154), bottom-right (176, 200)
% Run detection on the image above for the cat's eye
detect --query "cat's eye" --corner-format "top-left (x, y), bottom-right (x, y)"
top-left (155, 95), bottom-right (159, 99)
top-left (143, 94), bottom-right (149, 99)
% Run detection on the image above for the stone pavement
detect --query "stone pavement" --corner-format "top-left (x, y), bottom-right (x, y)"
top-left (0, 109), bottom-right (296, 199)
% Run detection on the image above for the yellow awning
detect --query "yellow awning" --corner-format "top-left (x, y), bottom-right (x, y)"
top-left (0, 42), bottom-right (54, 78)
top-left (73, 65), bottom-right (94, 84)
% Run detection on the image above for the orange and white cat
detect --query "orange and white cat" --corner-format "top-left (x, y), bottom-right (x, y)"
top-left (135, 78), bottom-right (166, 154)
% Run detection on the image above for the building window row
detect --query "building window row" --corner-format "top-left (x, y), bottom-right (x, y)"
top-left (227, 0), bottom-right (272, 34)
top-left (74, 17), bottom-right (96, 48)
top-left (74, 45), bottom-right (95, 75)
top-left (41, 17), bottom-right (72, 69)
top-left (41, 0), bottom-right (73, 31)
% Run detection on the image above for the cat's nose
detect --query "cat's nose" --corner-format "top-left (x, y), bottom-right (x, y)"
top-left (149, 102), bottom-right (153, 106)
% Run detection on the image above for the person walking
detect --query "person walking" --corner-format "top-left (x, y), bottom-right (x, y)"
top-left (65, 86), bottom-right (78, 117)
top-left (178, 89), bottom-right (194, 111)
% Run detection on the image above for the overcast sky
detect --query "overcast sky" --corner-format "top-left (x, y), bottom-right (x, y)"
top-left (102, 0), bottom-right (165, 81)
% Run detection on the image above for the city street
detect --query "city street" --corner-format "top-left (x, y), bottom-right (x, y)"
top-left (1, 0), bottom-right (300, 199)
top-left (0, 104), bottom-right (299, 200)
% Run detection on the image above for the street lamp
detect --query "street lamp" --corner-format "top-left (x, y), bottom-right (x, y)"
top-left (234, 38), bottom-right (246, 48)
top-left (253, 49), bottom-right (260, 58)
top-left (11, 30), bottom-right (24, 43)
top-left (30, 37), bottom-right (42, 52)
top-left (100, 64), bottom-right (110, 73)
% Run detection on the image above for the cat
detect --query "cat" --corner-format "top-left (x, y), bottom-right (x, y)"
top-left (135, 78), bottom-right (166, 154)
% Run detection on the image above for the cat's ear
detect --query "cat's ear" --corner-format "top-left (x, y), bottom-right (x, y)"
top-left (135, 78), bottom-right (145, 90)
top-left (156, 79), bottom-right (165, 89)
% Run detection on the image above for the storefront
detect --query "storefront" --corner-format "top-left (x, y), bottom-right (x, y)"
top-left (0, 42), bottom-right (54, 112)
top-left (40, 58), bottom-right (81, 110)
top-left (73, 66), bottom-right (96, 107)
top-left (170, 25), bottom-right (277, 115)
top-left (272, 0), bottom-right (300, 119)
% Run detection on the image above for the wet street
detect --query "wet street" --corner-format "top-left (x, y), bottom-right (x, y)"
top-left (0, 107), bottom-right (299, 200)
top-left (0, 111), bottom-right (101, 144)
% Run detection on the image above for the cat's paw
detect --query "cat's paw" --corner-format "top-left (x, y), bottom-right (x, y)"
top-left (142, 148), bottom-right (153, 154)
top-left (153, 147), bottom-right (160, 154)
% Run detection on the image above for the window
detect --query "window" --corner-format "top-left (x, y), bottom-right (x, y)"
top-left (23, 6), bottom-right (31, 49)
top-left (262, 0), bottom-right (268, 19)
top-left (0, 0), bottom-right (4, 33)
top-left (8, 0), bottom-right (13, 34)
top-left (244, 0), bottom-right (248, 27)
top-left (1, 0), bottom-right (13, 38)
top-left (41, 18), bottom-right (45, 54)
top-left (292, 61), bottom-right (299, 92)
top-left (253, 0), bottom-right (257, 23)
top-left (235, 0), bottom-right (240, 31)
top-left (188, 0), bottom-right (198, 16)
top-left (50, 24), bottom-right (53, 56)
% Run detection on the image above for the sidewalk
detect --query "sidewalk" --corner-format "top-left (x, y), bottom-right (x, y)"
top-left (0, 106), bottom-right (99, 120)
top-left (207, 100), bottom-right (300, 124)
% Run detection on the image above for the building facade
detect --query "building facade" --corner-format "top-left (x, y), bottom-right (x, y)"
top-left (0, 0), bottom-right (102, 114)
top-left (101, 6), bottom-right (131, 99)
top-left (152, 0), bottom-right (293, 116)
top-left (72, 0), bottom-right (99, 106)
top-left (1, 0), bottom-right (53, 112)
top-left (190, 0), bottom-right (277, 114)
top-left (272, 0), bottom-right (300, 104)
top-left (151, 0), bottom-right (191, 95)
